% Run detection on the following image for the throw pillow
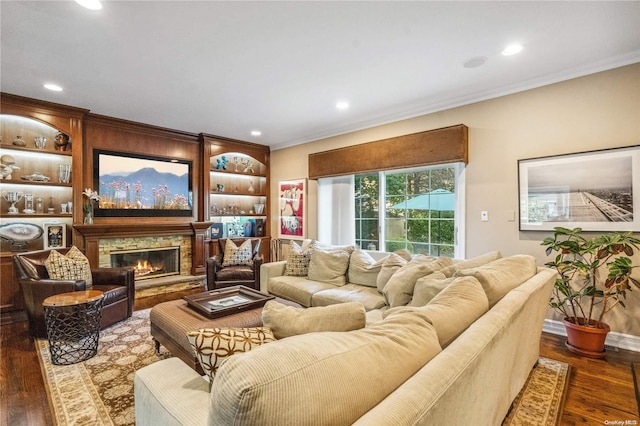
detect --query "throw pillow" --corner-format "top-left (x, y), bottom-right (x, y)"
top-left (409, 272), bottom-right (453, 306)
top-left (439, 250), bottom-right (503, 277)
top-left (454, 254), bottom-right (537, 307)
top-left (348, 250), bottom-right (386, 287)
top-left (262, 300), bottom-right (366, 339)
top-left (284, 240), bottom-right (312, 277)
top-left (222, 239), bottom-right (253, 267)
top-left (44, 247), bottom-right (93, 289)
top-left (384, 276), bottom-right (489, 347)
top-left (307, 248), bottom-right (351, 286)
top-left (375, 252), bottom-right (409, 293)
top-left (186, 327), bottom-right (276, 383)
top-left (383, 256), bottom-right (453, 308)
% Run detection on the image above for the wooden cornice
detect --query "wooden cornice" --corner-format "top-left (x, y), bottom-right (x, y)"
top-left (308, 124), bottom-right (468, 179)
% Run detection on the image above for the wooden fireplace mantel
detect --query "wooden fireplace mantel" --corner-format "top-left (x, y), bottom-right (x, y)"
top-left (74, 222), bottom-right (212, 275)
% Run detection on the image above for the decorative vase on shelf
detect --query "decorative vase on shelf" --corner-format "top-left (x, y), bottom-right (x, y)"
top-left (84, 203), bottom-right (94, 224)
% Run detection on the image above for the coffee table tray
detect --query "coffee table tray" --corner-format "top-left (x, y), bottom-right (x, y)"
top-left (183, 285), bottom-right (275, 319)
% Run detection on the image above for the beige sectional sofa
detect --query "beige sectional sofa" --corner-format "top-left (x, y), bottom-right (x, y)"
top-left (134, 247), bottom-right (556, 425)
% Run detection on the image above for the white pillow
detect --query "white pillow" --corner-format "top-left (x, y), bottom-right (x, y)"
top-left (375, 253), bottom-right (408, 293)
top-left (348, 250), bottom-right (386, 287)
top-left (383, 256), bottom-right (453, 308)
top-left (307, 248), bottom-right (351, 286)
top-left (222, 239), bottom-right (253, 267)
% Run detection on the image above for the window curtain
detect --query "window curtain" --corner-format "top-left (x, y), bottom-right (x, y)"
top-left (317, 175), bottom-right (355, 245)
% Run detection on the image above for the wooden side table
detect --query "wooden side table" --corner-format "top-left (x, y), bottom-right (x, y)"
top-left (43, 290), bottom-right (104, 365)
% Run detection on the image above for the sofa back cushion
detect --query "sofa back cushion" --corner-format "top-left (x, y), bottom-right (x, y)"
top-left (439, 250), bottom-right (502, 277)
top-left (210, 311), bottom-right (442, 425)
top-left (375, 252), bottom-right (409, 293)
top-left (454, 254), bottom-right (537, 307)
top-left (348, 250), bottom-right (384, 287)
top-left (382, 256), bottom-right (453, 308)
top-left (262, 300), bottom-right (366, 339)
top-left (409, 272), bottom-right (453, 306)
top-left (384, 276), bottom-right (489, 347)
top-left (307, 248), bottom-right (351, 286)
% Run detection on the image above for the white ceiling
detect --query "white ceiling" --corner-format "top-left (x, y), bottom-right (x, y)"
top-left (2, 1), bottom-right (639, 150)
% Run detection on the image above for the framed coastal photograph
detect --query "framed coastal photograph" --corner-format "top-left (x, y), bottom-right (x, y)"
top-left (279, 179), bottom-right (306, 238)
top-left (43, 222), bottom-right (66, 250)
top-left (518, 145), bottom-right (640, 231)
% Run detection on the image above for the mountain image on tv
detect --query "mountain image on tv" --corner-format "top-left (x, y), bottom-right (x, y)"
top-left (99, 166), bottom-right (191, 210)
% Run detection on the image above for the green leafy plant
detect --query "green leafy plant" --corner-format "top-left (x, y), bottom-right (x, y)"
top-left (542, 226), bottom-right (640, 328)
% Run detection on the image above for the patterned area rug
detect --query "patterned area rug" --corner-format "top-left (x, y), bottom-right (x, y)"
top-left (35, 309), bottom-right (170, 426)
top-left (503, 357), bottom-right (571, 426)
top-left (37, 310), bottom-right (570, 425)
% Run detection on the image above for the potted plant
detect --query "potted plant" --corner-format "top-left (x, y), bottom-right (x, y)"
top-left (542, 226), bottom-right (640, 358)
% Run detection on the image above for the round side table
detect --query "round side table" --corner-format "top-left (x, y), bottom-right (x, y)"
top-left (43, 290), bottom-right (104, 365)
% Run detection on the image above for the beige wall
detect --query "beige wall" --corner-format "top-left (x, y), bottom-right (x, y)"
top-left (270, 63), bottom-right (640, 337)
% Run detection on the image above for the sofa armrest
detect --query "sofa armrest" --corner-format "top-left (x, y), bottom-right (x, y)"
top-left (260, 261), bottom-right (287, 293)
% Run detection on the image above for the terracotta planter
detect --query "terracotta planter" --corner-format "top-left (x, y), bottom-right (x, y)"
top-left (563, 317), bottom-right (610, 359)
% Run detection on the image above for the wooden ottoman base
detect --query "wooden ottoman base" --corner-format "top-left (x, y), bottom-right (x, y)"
top-left (150, 297), bottom-right (299, 374)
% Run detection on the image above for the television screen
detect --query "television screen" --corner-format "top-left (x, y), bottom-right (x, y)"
top-left (93, 150), bottom-right (193, 217)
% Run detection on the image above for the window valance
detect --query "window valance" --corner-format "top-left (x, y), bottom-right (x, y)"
top-left (308, 124), bottom-right (468, 179)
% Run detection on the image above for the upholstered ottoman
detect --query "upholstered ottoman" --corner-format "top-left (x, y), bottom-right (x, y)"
top-left (150, 296), bottom-right (300, 374)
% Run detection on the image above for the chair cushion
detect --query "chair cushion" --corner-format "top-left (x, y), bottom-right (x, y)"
top-left (187, 327), bottom-right (275, 383)
top-left (216, 265), bottom-right (254, 281)
top-left (44, 246), bottom-right (92, 288)
top-left (93, 285), bottom-right (128, 306)
top-left (262, 300), bottom-right (366, 339)
top-left (222, 239), bottom-right (253, 267)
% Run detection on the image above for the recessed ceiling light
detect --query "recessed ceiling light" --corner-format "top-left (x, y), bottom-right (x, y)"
top-left (44, 83), bottom-right (63, 92)
top-left (251, 130), bottom-right (262, 136)
top-left (502, 44), bottom-right (523, 56)
top-left (463, 56), bottom-right (488, 69)
top-left (75, 0), bottom-right (103, 10)
top-left (336, 101), bottom-right (349, 110)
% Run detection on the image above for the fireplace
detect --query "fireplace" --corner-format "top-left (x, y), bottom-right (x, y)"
top-left (110, 246), bottom-right (180, 280)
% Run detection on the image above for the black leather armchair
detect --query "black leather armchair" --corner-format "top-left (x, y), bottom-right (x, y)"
top-left (206, 238), bottom-right (263, 291)
top-left (13, 248), bottom-right (135, 338)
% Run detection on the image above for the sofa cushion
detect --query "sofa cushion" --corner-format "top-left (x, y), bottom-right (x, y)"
top-left (348, 250), bottom-right (386, 287)
top-left (284, 240), bottom-right (312, 277)
top-left (454, 254), bottom-right (537, 307)
top-left (311, 284), bottom-right (387, 311)
top-left (307, 248), bottom-right (351, 286)
top-left (375, 252), bottom-right (409, 293)
top-left (44, 246), bottom-right (93, 288)
top-left (222, 239), bottom-right (253, 267)
top-left (210, 310), bottom-right (442, 425)
top-left (439, 250), bottom-right (502, 277)
top-left (267, 275), bottom-right (337, 307)
top-left (384, 276), bottom-right (489, 347)
top-left (383, 256), bottom-right (453, 308)
top-left (262, 300), bottom-right (366, 339)
top-left (409, 272), bottom-right (452, 306)
top-left (187, 327), bottom-right (275, 383)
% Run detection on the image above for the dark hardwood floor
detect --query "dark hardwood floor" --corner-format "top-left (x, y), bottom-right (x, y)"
top-left (1, 290), bottom-right (638, 426)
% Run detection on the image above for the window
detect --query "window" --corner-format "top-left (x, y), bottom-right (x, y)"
top-left (356, 165), bottom-right (460, 256)
top-left (320, 163), bottom-right (464, 257)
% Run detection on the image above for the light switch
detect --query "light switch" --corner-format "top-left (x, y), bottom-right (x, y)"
top-left (481, 211), bottom-right (489, 222)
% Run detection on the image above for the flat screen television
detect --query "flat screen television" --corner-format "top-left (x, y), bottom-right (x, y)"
top-left (93, 149), bottom-right (193, 217)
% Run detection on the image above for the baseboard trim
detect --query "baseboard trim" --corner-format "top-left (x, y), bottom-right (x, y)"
top-left (543, 319), bottom-right (640, 353)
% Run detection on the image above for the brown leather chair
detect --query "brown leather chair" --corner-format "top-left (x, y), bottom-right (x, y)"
top-left (206, 238), bottom-right (263, 291)
top-left (13, 248), bottom-right (135, 338)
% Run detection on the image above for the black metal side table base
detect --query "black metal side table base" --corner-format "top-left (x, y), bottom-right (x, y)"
top-left (43, 291), bottom-right (104, 365)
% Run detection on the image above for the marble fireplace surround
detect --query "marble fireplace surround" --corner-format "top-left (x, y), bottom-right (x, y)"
top-left (74, 222), bottom-right (211, 293)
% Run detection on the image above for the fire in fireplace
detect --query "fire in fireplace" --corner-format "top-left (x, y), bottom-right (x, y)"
top-left (110, 246), bottom-right (180, 280)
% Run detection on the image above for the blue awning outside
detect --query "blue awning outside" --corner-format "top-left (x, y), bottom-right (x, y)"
top-left (390, 188), bottom-right (455, 211)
